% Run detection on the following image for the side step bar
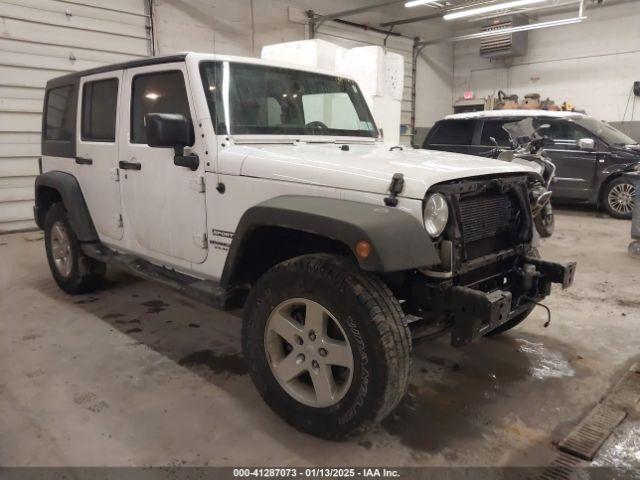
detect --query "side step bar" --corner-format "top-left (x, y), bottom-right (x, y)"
top-left (81, 243), bottom-right (246, 311)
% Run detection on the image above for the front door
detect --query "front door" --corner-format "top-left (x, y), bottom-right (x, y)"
top-left (75, 71), bottom-right (124, 241)
top-left (542, 120), bottom-right (598, 201)
top-left (118, 63), bottom-right (208, 264)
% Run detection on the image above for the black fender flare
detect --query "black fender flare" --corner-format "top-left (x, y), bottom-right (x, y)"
top-left (220, 195), bottom-right (440, 288)
top-left (34, 171), bottom-right (98, 242)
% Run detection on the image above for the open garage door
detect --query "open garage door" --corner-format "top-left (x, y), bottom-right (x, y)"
top-left (314, 22), bottom-right (414, 147)
top-left (0, 0), bottom-right (152, 232)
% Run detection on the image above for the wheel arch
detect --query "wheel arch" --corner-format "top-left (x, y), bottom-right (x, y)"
top-left (220, 195), bottom-right (440, 289)
top-left (598, 172), bottom-right (628, 205)
top-left (34, 171), bottom-right (98, 242)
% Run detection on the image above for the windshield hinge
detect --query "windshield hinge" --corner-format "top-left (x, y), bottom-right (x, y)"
top-left (384, 173), bottom-right (405, 207)
top-left (194, 232), bottom-right (208, 249)
top-left (190, 176), bottom-right (205, 193)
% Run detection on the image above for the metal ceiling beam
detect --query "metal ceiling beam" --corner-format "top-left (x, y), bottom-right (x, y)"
top-left (308, 0), bottom-right (409, 36)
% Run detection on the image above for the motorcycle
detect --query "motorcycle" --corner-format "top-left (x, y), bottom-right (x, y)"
top-left (479, 119), bottom-right (556, 238)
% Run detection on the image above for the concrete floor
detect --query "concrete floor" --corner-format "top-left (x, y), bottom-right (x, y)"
top-left (1, 208), bottom-right (639, 468)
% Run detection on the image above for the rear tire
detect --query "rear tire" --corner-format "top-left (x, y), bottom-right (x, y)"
top-left (242, 254), bottom-right (411, 439)
top-left (44, 202), bottom-right (105, 294)
top-left (602, 177), bottom-right (635, 219)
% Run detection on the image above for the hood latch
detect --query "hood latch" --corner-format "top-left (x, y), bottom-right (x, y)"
top-left (384, 173), bottom-right (405, 207)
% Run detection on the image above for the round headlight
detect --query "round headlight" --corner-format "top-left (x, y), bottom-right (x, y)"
top-left (423, 193), bottom-right (449, 237)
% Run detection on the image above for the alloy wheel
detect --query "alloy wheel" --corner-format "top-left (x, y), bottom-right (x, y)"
top-left (264, 298), bottom-right (354, 408)
top-left (608, 182), bottom-right (636, 216)
top-left (50, 221), bottom-right (72, 278)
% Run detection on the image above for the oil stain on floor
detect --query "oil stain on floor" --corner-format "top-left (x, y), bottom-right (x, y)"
top-left (141, 300), bottom-right (170, 314)
top-left (178, 349), bottom-right (247, 377)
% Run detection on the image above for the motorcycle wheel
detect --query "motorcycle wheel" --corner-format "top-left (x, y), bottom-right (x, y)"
top-left (534, 203), bottom-right (555, 238)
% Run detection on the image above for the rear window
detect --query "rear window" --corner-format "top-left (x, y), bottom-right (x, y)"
top-left (44, 85), bottom-right (74, 141)
top-left (82, 78), bottom-right (118, 142)
top-left (429, 120), bottom-right (475, 145)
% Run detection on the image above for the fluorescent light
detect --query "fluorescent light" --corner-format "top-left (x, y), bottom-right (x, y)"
top-left (450, 16), bottom-right (586, 41)
top-left (443, 0), bottom-right (546, 20)
top-left (405, 0), bottom-right (440, 7)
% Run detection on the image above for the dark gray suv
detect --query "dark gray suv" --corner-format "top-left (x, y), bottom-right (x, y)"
top-left (422, 110), bottom-right (640, 219)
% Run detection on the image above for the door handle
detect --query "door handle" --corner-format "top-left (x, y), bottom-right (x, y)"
top-left (119, 160), bottom-right (142, 170)
top-left (75, 156), bottom-right (93, 165)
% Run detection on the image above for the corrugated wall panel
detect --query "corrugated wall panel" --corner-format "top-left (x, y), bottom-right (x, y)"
top-left (0, 0), bottom-right (151, 232)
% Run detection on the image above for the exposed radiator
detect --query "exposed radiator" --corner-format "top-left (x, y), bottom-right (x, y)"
top-left (458, 193), bottom-right (518, 247)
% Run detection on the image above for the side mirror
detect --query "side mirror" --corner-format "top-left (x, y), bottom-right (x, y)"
top-left (146, 113), bottom-right (193, 151)
top-left (145, 113), bottom-right (199, 171)
top-left (578, 138), bottom-right (595, 150)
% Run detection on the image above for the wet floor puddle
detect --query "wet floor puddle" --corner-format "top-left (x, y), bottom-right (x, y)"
top-left (383, 335), bottom-right (579, 452)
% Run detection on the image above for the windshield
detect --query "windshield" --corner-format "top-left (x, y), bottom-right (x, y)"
top-left (200, 61), bottom-right (378, 138)
top-left (571, 116), bottom-right (636, 146)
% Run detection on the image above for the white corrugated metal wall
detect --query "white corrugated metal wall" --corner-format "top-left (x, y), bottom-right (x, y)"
top-left (0, 0), bottom-right (152, 232)
top-left (315, 22), bottom-right (415, 146)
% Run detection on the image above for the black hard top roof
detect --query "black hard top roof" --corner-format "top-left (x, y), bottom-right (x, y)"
top-left (46, 54), bottom-right (188, 89)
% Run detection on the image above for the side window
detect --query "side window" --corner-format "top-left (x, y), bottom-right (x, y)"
top-left (131, 70), bottom-right (192, 144)
top-left (480, 120), bottom-right (512, 146)
top-left (539, 120), bottom-right (586, 149)
top-left (82, 78), bottom-right (118, 142)
top-left (44, 85), bottom-right (74, 141)
top-left (429, 120), bottom-right (476, 146)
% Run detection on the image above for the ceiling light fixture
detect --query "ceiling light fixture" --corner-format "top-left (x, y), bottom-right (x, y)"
top-left (405, 0), bottom-right (440, 7)
top-left (448, 16), bottom-right (585, 40)
top-left (443, 0), bottom-right (546, 20)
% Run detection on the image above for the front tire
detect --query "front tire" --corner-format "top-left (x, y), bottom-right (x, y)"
top-left (44, 202), bottom-right (105, 294)
top-left (602, 177), bottom-right (635, 219)
top-left (242, 254), bottom-right (411, 439)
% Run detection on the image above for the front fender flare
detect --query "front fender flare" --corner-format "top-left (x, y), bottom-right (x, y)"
top-left (220, 195), bottom-right (440, 287)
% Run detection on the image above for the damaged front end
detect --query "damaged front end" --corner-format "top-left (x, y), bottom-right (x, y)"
top-left (389, 174), bottom-right (576, 347)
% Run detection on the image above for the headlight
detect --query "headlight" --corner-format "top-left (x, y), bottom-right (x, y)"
top-left (633, 163), bottom-right (640, 172)
top-left (423, 193), bottom-right (449, 237)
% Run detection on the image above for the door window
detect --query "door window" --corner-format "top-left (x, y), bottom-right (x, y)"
top-left (82, 78), bottom-right (118, 142)
top-left (537, 120), bottom-right (588, 150)
top-left (130, 70), bottom-right (192, 144)
top-left (429, 120), bottom-right (475, 145)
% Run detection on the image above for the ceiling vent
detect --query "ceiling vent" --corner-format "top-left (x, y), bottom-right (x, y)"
top-left (480, 14), bottom-right (528, 58)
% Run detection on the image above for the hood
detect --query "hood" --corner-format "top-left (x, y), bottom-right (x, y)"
top-left (610, 143), bottom-right (640, 162)
top-left (238, 142), bottom-right (536, 199)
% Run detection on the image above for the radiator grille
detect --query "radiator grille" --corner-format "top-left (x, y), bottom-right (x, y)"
top-left (458, 193), bottom-right (518, 244)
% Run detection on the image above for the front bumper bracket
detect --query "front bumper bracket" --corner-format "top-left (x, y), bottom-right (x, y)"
top-left (448, 258), bottom-right (576, 347)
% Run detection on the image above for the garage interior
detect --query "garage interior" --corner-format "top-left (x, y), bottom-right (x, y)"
top-left (1, 0), bottom-right (639, 475)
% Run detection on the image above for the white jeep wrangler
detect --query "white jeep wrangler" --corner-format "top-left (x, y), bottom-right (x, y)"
top-left (35, 52), bottom-right (575, 439)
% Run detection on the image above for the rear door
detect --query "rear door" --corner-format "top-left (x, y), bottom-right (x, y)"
top-left (542, 120), bottom-right (598, 200)
top-left (118, 63), bottom-right (208, 264)
top-left (75, 72), bottom-right (123, 241)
